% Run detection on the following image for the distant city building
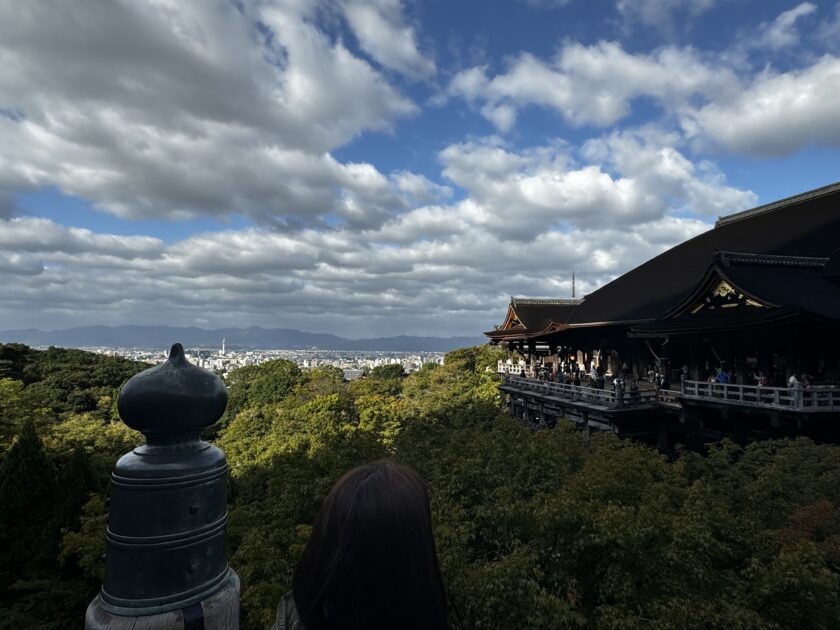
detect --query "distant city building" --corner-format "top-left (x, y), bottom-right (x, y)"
top-left (85, 346), bottom-right (445, 381)
top-left (343, 369), bottom-right (364, 381)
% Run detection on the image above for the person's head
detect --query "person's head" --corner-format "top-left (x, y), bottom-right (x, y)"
top-left (293, 460), bottom-right (448, 630)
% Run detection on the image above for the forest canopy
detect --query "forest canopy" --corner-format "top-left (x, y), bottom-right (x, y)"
top-left (1, 342), bottom-right (839, 629)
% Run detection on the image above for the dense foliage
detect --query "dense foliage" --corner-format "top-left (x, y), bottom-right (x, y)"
top-left (2, 342), bottom-right (840, 628)
top-left (0, 345), bottom-right (146, 629)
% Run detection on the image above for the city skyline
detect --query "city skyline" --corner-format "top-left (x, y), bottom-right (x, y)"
top-left (1, 1), bottom-right (839, 336)
top-left (83, 345), bottom-right (447, 382)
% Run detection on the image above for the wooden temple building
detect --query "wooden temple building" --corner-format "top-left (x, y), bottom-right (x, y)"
top-left (485, 181), bottom-right (840, 446)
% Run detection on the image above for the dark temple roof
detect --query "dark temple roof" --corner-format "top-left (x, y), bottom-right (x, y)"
top-left (484, 297), bottom-right (581, 340)
top-left (509, 298), bottom-right (580, 331)
top-left (715, 252), bottom-right (840, 319)
top-left (567, 181), bottom-right (840, 325)
top-left (632, 250), bottom-right (840, 335)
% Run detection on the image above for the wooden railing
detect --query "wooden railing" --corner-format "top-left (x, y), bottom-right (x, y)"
top-left (503, 375), bottom-right (840, 413)
top-left (658, 389), bottom-right (681, 406)
top-left (502, 375), bottom-right (657, 409)
top-left (681, 380), bottom-right (840, 411)
top-left (497, 360), bottom-right (528, 376)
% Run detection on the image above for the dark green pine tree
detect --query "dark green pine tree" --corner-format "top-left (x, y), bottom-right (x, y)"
top-left (0, 420), bottom-right (57, 586)
top-left (54, 446), bottom-right (101, 535)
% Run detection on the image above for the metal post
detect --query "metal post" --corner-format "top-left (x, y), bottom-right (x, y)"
top-left (614, 380), bottom-right (624, 409)
top-left (86, 344), bottom-right (239, 629)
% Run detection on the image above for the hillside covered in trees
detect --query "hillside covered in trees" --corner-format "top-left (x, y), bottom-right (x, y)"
top-left (1, 343), bottom-right (840, 628)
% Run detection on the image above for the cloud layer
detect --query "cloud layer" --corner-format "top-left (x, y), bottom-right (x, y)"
top-left (0, 0), bottom-right (421, 227)
top-left (0, 130), bottom-right (748, 335)
top-left (446, 35), bottom-right (840, 158)
top-left (0, 0), bottom-right (836, 335)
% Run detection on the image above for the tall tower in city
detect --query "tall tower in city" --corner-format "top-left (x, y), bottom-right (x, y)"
top-left (221, 338), bottom-right (225, 356)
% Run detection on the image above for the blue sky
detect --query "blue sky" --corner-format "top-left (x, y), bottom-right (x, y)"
top-left (0, 0), bottom-right (839, 336)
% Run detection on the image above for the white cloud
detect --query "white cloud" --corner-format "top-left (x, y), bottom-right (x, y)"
top-left (617, 0), bottom-right (716, 29)
top-left (340, 0), bottom-right (436, 80)
top-left (447, 66), bottom-right (490, 102)
top-left (392, 172), bottom-right (453, 204)
top-left (681, 55), bottom-right (840, 156)
top-left (0, 125), bottom-right (747, 335)
top-left (447, 42), bottom-right (738, 129)
top-left (0, 217), bottom-right (164, 258)
top-left (0, 0), bottom-right (803, 336)
top-left (0, 0), bottom-right (417, 227)
top-left (581, 128), bottom-right (758, 216)
top-left (818, 3), bottom-right (840, 49)
top-left (480, 104), bottom-right (518, 133)
top-left (437, 133), bottom-right (753, 238)
top-left (751, 2), bottom-right (817, 50)
top-left (0, 214), bottom-right (714, 335)
top-left (0, 252), bottom-right (44, 276)
top-left (446, 36), bottom-right (840, 159)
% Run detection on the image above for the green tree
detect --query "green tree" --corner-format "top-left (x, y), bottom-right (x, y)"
top-left (401, 346), bottom-right (503, 428)
top-left (0, 378), bottom-right (33, 445)
top-left (369, 363), bottom-right (405, 380)
top-left (6, 343), bottom-right (840, 629)
top-left (222, 360), bottom-right (304, 427)
top-left (0, 421), bottom-right (57, 592)
top-left (0, 343), bottom-right (37, 381)
top-left (60, 494), bottom-right (107, 582)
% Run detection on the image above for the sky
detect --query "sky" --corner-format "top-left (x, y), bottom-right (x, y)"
top-left (1, 0), bottom-right (839, 337)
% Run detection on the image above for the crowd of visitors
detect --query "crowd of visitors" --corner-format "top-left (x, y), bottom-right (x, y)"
top-left (704, 368), bottom-right (819, 389)
top-left (531, 360), bottom-right (650, 395)
top-left (509, 355), bottom-right (824, 394)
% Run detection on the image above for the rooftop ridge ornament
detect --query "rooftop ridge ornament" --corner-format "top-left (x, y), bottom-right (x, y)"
top-left (86, 343), bottom-right (240, 629)
top-left (714, 250), bottom-right (830, 268)
top-left (512, 297), bottom-right (583, 306)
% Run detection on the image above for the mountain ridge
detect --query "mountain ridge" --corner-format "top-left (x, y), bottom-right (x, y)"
top-left (0, 325), bottom-right (486, 352)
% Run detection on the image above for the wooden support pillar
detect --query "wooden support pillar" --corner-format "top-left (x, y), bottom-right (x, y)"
top-left (657, 423), bottom-right (669, 451)
top-left (582, 412), bottom-right (591, 447)
top-left (531, 343), bottom-right (541, 377)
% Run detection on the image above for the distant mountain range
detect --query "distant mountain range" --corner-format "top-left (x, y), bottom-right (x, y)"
top-left (0, 325), bottom-right (487, 352)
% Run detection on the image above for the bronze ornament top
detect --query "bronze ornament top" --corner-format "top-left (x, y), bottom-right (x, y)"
top-left (117, 343), bottom-right (227, 440)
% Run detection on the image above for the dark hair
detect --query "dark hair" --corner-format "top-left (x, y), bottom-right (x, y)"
top-left (293, 460), bottom-right (448, 630)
